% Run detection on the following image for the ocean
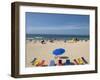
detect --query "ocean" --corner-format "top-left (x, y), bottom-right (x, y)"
top-left (26, 34), bottom-right (89, 40)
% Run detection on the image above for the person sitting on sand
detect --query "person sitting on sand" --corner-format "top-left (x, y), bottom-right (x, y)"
top-left (49, 40), bottom-right (54, 43)
top-left (41, 40), bottom-right (46, 44)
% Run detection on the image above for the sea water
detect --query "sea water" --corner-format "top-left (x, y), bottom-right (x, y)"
top-left (26, 34), bottom-right (89, 40)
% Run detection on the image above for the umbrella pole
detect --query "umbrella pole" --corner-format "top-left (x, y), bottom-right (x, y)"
top-left (54, 56), bottom-right (58, 65)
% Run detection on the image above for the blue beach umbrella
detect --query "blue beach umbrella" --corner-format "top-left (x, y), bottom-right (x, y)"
top-left (53, 48), bottom-right (65, 56)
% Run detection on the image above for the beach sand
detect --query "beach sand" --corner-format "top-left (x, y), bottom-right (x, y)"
top-left (26, 40), bottom-right (89, 67)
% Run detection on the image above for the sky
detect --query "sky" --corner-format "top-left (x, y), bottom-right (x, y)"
top-left (26, 12), bottom-right (89, 35)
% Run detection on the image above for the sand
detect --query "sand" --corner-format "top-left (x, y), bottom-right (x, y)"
top-left (26, 40), bottom-right (89, 67)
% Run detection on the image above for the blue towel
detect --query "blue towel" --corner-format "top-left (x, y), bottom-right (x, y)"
top-left (49, 60), bottom-right (55, 66)
top-left (65, 59), bottom-right (70, 65)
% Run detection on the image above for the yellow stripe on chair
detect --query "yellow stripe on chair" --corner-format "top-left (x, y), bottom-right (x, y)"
top-left (77, 58), bottom-right (84, 64)
top-left (34, 59), bottom-right (41, 66)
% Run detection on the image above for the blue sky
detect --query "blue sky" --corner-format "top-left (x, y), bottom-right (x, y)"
top-left (26, 12), bottom-right (89, 35)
